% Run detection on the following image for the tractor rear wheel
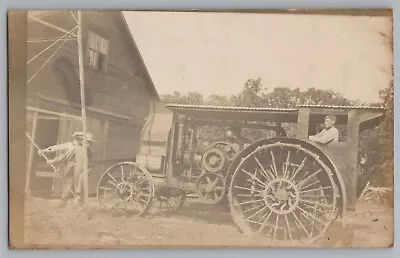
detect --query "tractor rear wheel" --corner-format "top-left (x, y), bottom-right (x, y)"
top-left (228, 140), bottom-right (339, 244)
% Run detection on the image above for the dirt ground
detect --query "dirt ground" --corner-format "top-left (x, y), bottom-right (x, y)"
top-left (23, 196), bottom-right (393, 249)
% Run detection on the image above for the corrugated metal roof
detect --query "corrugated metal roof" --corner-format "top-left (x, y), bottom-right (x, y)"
top-left (166, 104), bottom-right (298, 112)
top-left (298, 104), bottom-right (386, 110)
top-left (166, 103), bottom-right (386, 112)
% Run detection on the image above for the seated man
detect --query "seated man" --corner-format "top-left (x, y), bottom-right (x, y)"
top-left (309, 115), bottom-right (339, 145)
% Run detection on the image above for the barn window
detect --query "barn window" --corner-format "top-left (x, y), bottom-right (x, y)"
top-left (86, 30), bottom-right (109, 72)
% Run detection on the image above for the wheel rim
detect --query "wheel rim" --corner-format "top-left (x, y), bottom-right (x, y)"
top-left (229, 142), bottom-right (338, 244)
top-left (97, 162), bottom-right (154, 217)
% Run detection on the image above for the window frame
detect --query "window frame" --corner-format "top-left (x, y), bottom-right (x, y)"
top-left (86, 29), bottom-right (110, 73)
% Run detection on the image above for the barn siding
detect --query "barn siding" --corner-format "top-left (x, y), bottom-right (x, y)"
top-left (28, 11), bottom-right (155, 122)
top-left (26, 11), bottom-right (158, 195)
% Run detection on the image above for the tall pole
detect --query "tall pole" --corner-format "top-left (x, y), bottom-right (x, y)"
top-left (77, 11), bottom-right (89, 213)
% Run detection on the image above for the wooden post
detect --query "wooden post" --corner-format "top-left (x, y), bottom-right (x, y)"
top-left (77, 11), bottom-right (89, 213)
top-left (25, 111), bottom-right (38, 195)
top-left (296, 108), bottom-right (311, 140)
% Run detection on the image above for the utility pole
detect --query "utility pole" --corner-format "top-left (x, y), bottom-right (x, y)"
top-left (77, 10), bottom-right (89, 214)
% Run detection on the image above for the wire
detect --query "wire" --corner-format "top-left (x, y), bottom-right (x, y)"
top-left (27, 26), bottom-right (78, 86)
top-left (27, 25), bottom-right (78, 64)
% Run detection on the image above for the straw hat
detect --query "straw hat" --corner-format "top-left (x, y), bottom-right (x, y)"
top-left (72, 131), bottom-right (96, 142)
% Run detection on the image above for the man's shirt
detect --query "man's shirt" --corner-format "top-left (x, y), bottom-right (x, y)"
top-left (49, 142), bottom-right (78, 164)
top-left (310, 126), bottom-right (339, 144)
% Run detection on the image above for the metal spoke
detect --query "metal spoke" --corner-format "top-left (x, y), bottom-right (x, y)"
top-left (245, 178), bottom-right (265, 190)
top-left (107, 172), bottom-right (117, 182)
top-left (300, 194), bottom-right (330, 199)
top-left (133, 177), bottom-right (148, 186)
top-left (300, 185), bottom-right (332, 194)
top-left (108, 180), bottom-right (117, 186)
top-left (299, 198), bottom-right (329, 207)
top-left (254, 157), bottom-right (274, 181)
top-left (234, 198), bottom-right (265, 206)
top-left (234, 185), bottom-right (262, 193)
top-left (283, 150), bottom-right (291, 177)
top-left (299, 199), bottom-right (333, 213)
top-left (296, 169), bottom-right (322, 187)
top-left (291, 211), bottom-right (311, 238)
top-left (237, 193), bottom-right (262, 198)
top-left (242, 203), bottom-right (265, 214)
top-left (300, 178), bottom-right (319, 190)
top-left (242, 169), bottom-right (266, 187)
top-left (270, 150), bottom-right (278, 177)
top-left (246, 205), bottom-right (268, 221)
top-left (289, 157), bottom-right (307, 181)
top-left (297, 206), bottom-right (326, 226)
top-left (273, 214), bottom-right (279, 240)
top-left (302, 202), bottom-right (327, 213)
top-left (120, 164), bottom-right (125, 182)
top-left (99, 186), bottom-right (112, 190)
top-left (258, 211), bottom-right (273, 233)
top-left (284, 214), bottom-right (293, 242)
top-left (129, 166), bottom-right (137, 179)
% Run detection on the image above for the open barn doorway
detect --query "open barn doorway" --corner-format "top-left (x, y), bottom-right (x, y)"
top-left (29, 116), bottom-right (60, 196)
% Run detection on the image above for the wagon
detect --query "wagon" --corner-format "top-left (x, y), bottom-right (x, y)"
top-left (96, 101), bottom-right (386, 244)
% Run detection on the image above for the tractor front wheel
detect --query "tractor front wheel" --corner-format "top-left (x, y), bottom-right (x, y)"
top-left (97, 162), bottom-right (155, 217)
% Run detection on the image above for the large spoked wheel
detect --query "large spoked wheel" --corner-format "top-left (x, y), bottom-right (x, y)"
top-left (229, 141), bottom-right (339, 244)
top-left (97, 162), bottom-right (155, 217)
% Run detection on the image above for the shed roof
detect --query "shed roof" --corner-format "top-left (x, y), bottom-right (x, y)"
top-left (165, 103), bottom-right (386, 123)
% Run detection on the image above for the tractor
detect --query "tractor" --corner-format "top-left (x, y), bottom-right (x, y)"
top-left (96, 101), bottom-right (385, 244)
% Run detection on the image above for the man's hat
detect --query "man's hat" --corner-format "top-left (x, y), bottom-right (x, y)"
top-left (72, 131), bottom-right (96, 142)
top-left (72, 131), bottom-right (84, 138)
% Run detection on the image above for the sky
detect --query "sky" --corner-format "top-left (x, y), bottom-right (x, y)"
top-left (123, 11), bottom-right (393, 103)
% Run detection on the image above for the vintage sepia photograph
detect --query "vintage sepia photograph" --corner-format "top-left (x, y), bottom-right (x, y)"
top-left (9, 9), bottom-right (394, 248)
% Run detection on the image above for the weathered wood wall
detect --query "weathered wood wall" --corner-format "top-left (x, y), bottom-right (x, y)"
top-left (26, 11), bottom-right (158, 195)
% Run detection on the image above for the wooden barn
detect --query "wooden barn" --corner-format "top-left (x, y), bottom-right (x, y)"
top-left (25, 11), bottom-right (160, 196)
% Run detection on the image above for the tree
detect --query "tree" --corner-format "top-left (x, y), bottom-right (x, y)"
top-left (377, 80), bottom-right (394, 187)
top-left (234, 78), bottom-right (266, 107)
top-left (160, 91), bottom-right (204, 105)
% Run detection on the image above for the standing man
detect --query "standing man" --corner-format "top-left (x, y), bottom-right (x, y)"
top-left (73, 132), bottom-right (95, 208)
top-left (309, 115), bottom-right (339, 145)
top-left (39, 131), bottom-right (94, 207)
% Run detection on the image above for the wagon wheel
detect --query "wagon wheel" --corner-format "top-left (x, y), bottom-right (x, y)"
top-left (152, 186), bottom-right (187, 216)
top-left (196, 172), bottom-right (226, 204)
top-left (97, 162), bottom-right (155, 217)
top-left (229, 142), bottom-right (339, 244)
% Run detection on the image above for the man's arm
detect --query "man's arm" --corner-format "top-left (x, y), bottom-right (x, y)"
top-left (309, 128), bottom-right (338, 144)
top-left (40, 142), bottom-right (72, 154)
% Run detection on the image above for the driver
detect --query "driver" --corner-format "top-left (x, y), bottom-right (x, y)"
top-left (309, 115), bottom-right (339, 145)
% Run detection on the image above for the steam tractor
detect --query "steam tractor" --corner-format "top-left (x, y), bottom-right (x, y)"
top-left (96, 101), bottom-right (386, 244)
